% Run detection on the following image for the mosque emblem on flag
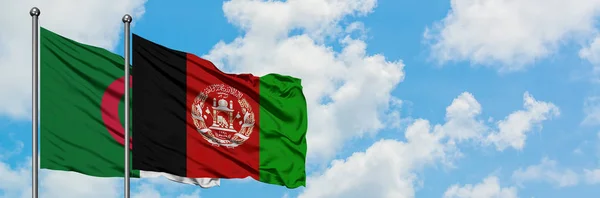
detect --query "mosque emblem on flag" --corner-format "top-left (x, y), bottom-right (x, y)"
top-left (191, 84), bottom-right (255, 148)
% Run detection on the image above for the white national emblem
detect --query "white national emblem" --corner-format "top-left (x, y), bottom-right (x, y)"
top-left (191, 84), bottom-right (255, 148)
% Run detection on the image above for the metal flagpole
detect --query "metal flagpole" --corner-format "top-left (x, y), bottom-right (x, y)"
top-left (122, 14), bottom-right (132, 198)
top-left (29, 7), bottom-right (40, 198)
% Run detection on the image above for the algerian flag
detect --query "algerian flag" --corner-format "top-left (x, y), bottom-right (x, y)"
top-left (38, 27), bottom-right (219, 188)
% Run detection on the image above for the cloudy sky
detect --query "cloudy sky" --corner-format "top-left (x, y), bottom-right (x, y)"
top-left (1, 0), bottom-right (600, 197)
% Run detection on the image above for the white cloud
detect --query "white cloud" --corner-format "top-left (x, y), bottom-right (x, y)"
top-left (205, 0), bottom-right (404, 161)
top-left (583, 169), bottom-right (600, 184)
top-left (425, 0), bottom-right (600, 71)
top-left (515, 134), bottom-right (600, 187)
top-left (0, 0), bottom-right (147, 119)
top-left (443, 176), bottom-right (518, 198)
top-left (419, 91), bottom-right (560, 152)
top-left (582, 96), bottom-right (600, 126)
top-left (580, 35), bottom-right (600, 65)
top-left (512, 157), bottom-right (579, 188)
top-left (438, 92), bottom-right (487, 142)
top-left (582, 132), bottom-right (600, 185)
top-left (298, 92), bottom-right (556, 198)
top-left (510, 153), bottom-right (600, 187)
top-left (219, 0), bottom-right (376, 40)
top-left (579, 35), bottom-right (600, 79)
top-left (0, 157), bottom-right (30, 198)
top-left (485, 92), bottom-right (560, 151)
top-left (298, 120), bottom-right (450, 198)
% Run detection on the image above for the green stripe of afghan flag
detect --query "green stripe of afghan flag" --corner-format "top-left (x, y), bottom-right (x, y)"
top-left (258, 74), bottom-right (309, 187)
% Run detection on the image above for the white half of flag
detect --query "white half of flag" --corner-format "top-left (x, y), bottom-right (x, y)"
top-left (139, 170), bottom-right (220, 188)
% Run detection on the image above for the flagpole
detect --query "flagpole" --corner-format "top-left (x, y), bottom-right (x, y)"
top-left (122, 14), bottom-right (132, 198)
top-left (30, 7), bottom-right (40, 198)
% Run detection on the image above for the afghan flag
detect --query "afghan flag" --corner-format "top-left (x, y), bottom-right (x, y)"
top-left (39, 27), bottom-right (219, 188)
top-left (131, 34), bottom-right (308, 188)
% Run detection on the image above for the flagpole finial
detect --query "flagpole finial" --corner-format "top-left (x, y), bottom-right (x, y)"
top-left (30, 7), bottom-right (40, 16)
top-left (122, 14), bottom-right (132, 23)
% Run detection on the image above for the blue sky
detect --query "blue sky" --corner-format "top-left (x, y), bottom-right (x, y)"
top-left (1, 0), bottom-right (600, 197)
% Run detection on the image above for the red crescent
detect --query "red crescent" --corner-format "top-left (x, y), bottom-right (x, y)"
top-left (101, 76), bottom-right (132, 149)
